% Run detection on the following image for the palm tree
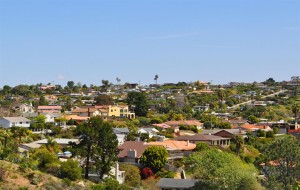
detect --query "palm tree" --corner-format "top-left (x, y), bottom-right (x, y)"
top-left (217, 89), bottom-right (225, 111)
top-left (154, 74), bottom-right (159, 86)
top-left (235, 135), bottom-right (244, 156)
top-left (292, 103), bottom-right (300, 124)
top-left (116, 77), bottom-right (121, 85)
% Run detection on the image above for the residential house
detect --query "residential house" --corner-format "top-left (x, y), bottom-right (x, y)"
top-left (118, 141), bottom-right (149, 164)
top-left (147, 140), bottom-right (196, 160)
top-left (163, 120), bottom-right (203, 130)
top-left (156, 178), bottom-right (197, 190)
top-left (14, 103), bottom-right (34, 113)
top-left (192, 105), bottom-right (209, 112)
top-left (43, 113), bottom-right (62, 123)
top-left (138, 127), bottom-right (159, 138)
top-left (174, 134), bottom-right (231, 146)
top-left (201, 129), bottom-right (246, 139)
top-left (37, 106), bottom-right (62, 114)
top-left (113, 128), bottom-right (130, 135)
top-left (228, 119), bottom-right (248, 127)
top-left (65, 115), bottom-right (89, 122)
top-left (113, 128), bottom-right (130, 145)
top-left (0, 117), bottom-right (31, 128)
top-left (72, 108), bottom-right (102, 117)
top-left (235, 124), bottom-right (273, 132)
top-left (107, 105), bottom-right (135, 119)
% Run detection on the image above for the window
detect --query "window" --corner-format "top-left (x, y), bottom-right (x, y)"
top-left (19, 122), bottom-right (22, 124)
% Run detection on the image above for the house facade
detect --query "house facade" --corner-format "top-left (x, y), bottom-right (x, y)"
top-left (37, 106), bottom-right (62, 114)
top-left (0, 117), bottom-right (31, 128)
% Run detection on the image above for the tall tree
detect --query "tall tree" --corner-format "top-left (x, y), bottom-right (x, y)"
top-left (72, 117), bottom-right (101, 179)
top-left (263, 136), bottom-right (300, 190)
top-left (67, 81), bottom-right (75, 89)
top-left (127, 92), bottom-right (149, 117)
top-left (154, 74), bottom-right (159, 86)
top-left (101, 80), bottom-right (111, 92)
top-left (116, 77), bottom-right (121, 85)
top-left (94, 94), bottom-right (114, 105)
top-left (94, 122), bottom-right (119, 179)
top-left (292, 103), bottom-right (300, 123)
top-left (72, 117), bottom-right (119, 180)
top-left (217, 88), bottom-right (226, 111)
top-left (235, 135), bottom-right (244, 156)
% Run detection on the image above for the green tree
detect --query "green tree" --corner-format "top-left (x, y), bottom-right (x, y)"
top-left (266, 130), bottom-right (274, 138)
top-left (273, 127), bottom-right (279, 134)
top-left (60, 159), bottom-right (82, 181)
top-left (127, 92), bottom-right (149, 117)
top-left (67, 81), bottom-right (75, 89)
top-left (72, 117), bottom-right (119, 180)
top-left (154, 74), bottom-right (159, 86)
top-left (184, 149), bottom-right (259, 190)
top-left (195, 142), bottom-right (210, 152)
top-left (94, 122), bottom-right (119, 180)
top-left (265, 78), bottom-right (276, 86)
top-left (140, 146), bottom-right (168, 172)
top-left (263, 136), bottom-right (300, 190)
top-left (235, 135), bottom-right (244, 156)
top-left (72, 117), bottom-right (101, 179)
top-left (101, 80), bottom-right (111, 92)
top-left (257, 129), bottom-right (266, 137)
top-left (95, 94), bottom-right (114, 105)
top-left (247, 115), bottom-right (259, 124)
top-left (38, 95), bottom-right (48, 106)
top-left (292, 103), bottom-right (300, 123)
top-left (119, 164), bottom-right (141, 187)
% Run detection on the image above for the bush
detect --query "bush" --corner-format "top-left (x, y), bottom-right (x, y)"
top-left (0, 168), bottom-right (6, 181)
top-left (195, 142), bottom-right (210, 152)
top-left (119, 164), bottom-right (141, 187)
top-left (141, 167), bottom-right (154, 179)
top-left (27, 172), bottom-right (42, 185)
top-left (266, 131), bottom-right (274, 138)
top-left (59, 159), bottom-right (82, 181)
top-left (156, 169), bottom-right (175, 178)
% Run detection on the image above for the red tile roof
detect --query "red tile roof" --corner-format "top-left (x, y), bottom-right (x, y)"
top-left (147, 140), bottom-right (196, 151)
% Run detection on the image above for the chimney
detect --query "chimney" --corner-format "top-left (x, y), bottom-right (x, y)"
top-left (187, 140), bottom-right (190, 147)
top-left (88, 107), bottom-right (90, 117)
top-left (127, 149), bottom-right (137, 158)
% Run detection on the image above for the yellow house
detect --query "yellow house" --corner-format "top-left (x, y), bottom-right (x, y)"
top-left (108, 105), bottom-right (135, 119)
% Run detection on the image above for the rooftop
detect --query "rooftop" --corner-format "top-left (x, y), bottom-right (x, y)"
top-left (1, 117), bottom-right (31, 122)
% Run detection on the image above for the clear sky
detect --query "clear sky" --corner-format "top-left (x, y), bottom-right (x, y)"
top-left (0, 0), bottom-right (299, 87)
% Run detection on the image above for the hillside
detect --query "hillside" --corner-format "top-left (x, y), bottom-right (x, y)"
top-left (0, 160), bottom-right (90, 190)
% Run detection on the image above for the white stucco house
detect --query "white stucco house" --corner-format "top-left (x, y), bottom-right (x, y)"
top-left (0, 117), bottom-right (31, 128)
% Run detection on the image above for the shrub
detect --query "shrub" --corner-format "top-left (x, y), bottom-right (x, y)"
top-left (266, 131), bottom-right (274, 138)
top-left (0, 168), bottom-right (6, 181)
top-left (119, 164), bottom-right (141, 187)
top-left (156, 169), bottom-right (175, 178)
top-left (141, 167), bottom-right (154, 179)
top-left (59, 159), bottom-right (82, 181)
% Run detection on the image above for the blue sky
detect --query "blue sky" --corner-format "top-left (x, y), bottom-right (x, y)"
top-left (0, 0), bottom-right (299, 87)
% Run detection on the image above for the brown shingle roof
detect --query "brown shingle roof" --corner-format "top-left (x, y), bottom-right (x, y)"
top-left (118, 141), bottom-right (149, 158)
